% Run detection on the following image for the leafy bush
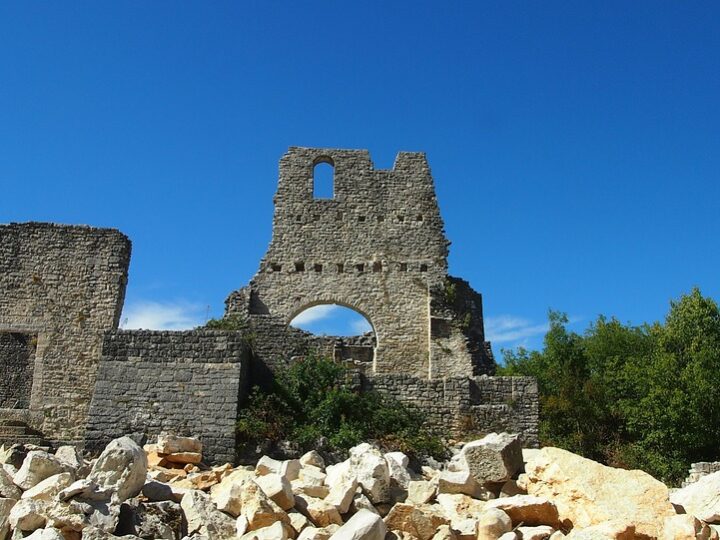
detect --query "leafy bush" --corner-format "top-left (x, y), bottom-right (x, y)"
top-left (236, 354), bottom-right (447, 460)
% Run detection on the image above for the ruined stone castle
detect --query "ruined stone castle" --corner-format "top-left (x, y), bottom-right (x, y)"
top-left (0, 147), bottom-right (538, 462)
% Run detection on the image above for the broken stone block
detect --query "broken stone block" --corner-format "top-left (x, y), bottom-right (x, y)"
top-left (115, 499), bottom-right (183, 540)
top-left (295, 494), bottom-right (343, 528)
top-left (383, 503), bottom-right (449, 540)
top-left (8, 498), bottom-right (46, 532)
top-left (348, 444), bottom-right (391, 505)
top-left (0, 498), bottom-right (17, 540)
top-left (435, 493), bottom-right (485, 525)
top-left (180, 489), bottom-right (236, 539)
top-left (437, 470), bottom-right (486, 499)
top-left (518, 525), bottom-right (555, 540)
top-left (54, 446), bottom-right (86, 476)
top-left (324, 475), bottom-right (357, 514)
top-left (432, 524), bottom-right (458, 540)
top-left (240, 480), bottom-right (291, 531)
top-left (164, 452), bottom-right (202, 465)
top-left (13, 452), bottom-right (69, 491)
top-left (670, 470), bottom-right (720, 523)
top-left (255, 472), bottom-right (295, 510)
top-left (0, 468), bottom-right (21, 500)
top-left (407, 480), bottom-right (436, 505)
top-left (239, 520), bottom-right (289, 540)
top-left (485, 495), bottom-right (559, 527)
top-left (298, 524), bottom-right (340, 540)
top-left (21, 473), bottom-right (73, 501)
top-left (23, 528), bottom-right (65, 540)
top-left (87, 437), bottom-right (148, 503)
top-left (155, 434), bottom-right (202, 455)
top-left (459, 433), bottom-right (523, 485)
top-left (328, 508), bottom-right (386, 540)
top-left (476, 507), bottom-right (512, 540)
top-left (289, 509), bottom-right (310, 535)
top-left (300, 451), bottom-right (326, 471)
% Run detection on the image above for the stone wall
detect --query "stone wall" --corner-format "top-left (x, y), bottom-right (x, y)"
top-left (0, 332), bottom-right (36, 409)
top-left (85, 330), bottom-right (250, 463)
top-left (364, 374), bottom-right (539, 447)
top-left (0, 222), bottom-right (130, 444)
top-left (226, 148), bottom-right (495, 379)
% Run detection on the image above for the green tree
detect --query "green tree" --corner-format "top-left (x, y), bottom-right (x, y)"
top-left (498, 291), bottom-right (720, 484)
top-left (619, 288), bottom-right (720, 482)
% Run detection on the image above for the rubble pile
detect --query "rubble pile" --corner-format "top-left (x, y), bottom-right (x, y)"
top-left (0, 432), bottom-right (718, 539)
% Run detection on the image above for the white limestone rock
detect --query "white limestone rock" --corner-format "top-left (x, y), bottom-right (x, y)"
top-left (348, 443), bottom-right (391, 504)
top-left (325, 475), bottom-right (358, 514)
top-left (239, 520), bottom-right (289, 540)
top-left (670, 470), bottom-right (720, 523)
top-left (13, 452), bottom-right (69, 491)
top-left (255, 472), bottom-right (295, 510)
top-left (295, 494), bottom-right (343, 528)
top-left (0, 468), bottom-right (21, 500)
top-left (87, 437), bottom-right (147, 503)
top-left (289, 509), bottom-right (310, 535)
top-left (21, 473), bottom-right (73, 501)
top-left (435, 493), bottom-right (485, 525)
top-left (437, 470), bottom-right (487, 499)
top-left (476, 508), bottom-right (513, 540)
top-left (8, 498), bottom-right (46, 532)
top-left (432, 524), bottom-right (458, 540)
top-left (325, 460), bottom-right (352, 487)
top-left (180, 489), bottom-right (236, 539)
top-left (23, 528), bottom-right (66, 540)
top-left (0, 498), bottom-right (17, 540)
top-left (240, 479), bottom-right (291, 532)
top-left (485, 495), bottom-right (560, 528)
top-left (298, 524), bottom-right (341, 540)
top-left (386, 452), bottom-right (413, 501)
top-left (383, 503), bottom-right (450, 540)
top-left (300, 451), bottom-right (326, 471)
top-left (351, 492), bottom-right (379, 515)
top-left (54, 446), bottom-right (86, 476)
top-left (518, 525), bottom-right (555, 540)
top-left (662, 515), bottom-right (711, 540)
top-left (156, 434), bottom-right (202, 455)
top-left (407, 480), bottom-right (437, 505)
top-left (459, 433), bottom-right (523, 485)
top-left (329, 509), bottom-right (387, 540)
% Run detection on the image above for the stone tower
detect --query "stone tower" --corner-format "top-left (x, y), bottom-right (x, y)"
top-left (227, 147), bottom-right (494, 379)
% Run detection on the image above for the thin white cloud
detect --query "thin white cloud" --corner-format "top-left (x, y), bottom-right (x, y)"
top-left (121, 301), bottom-right (205, 331)
top-left (351, 318), bottom-right (372, 334)
top-left (485, 315), bottom-right (549, 344)
top-left (290, 305), bottom-right (339, 326)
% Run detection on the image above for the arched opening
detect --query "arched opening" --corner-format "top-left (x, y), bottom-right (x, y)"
top-left (289, 303), bottom-right (376, 364)
top-left (313, 159), bottom-right (334, 199)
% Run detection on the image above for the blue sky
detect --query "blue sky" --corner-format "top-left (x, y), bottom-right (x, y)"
top-left (1, 2), bottom-right (718, 357)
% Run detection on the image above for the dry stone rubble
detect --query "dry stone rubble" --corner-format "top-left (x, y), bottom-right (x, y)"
top-left (0, 432), bottom-right (718, 539)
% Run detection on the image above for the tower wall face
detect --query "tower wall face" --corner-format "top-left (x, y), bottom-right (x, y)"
top-left (0, 223), bottom-right (130, 444)
top-left (232, 147), bottom-right (453, 377)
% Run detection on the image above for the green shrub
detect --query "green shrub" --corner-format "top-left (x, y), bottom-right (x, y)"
top-left (236, 354), bottom-right (447, 460)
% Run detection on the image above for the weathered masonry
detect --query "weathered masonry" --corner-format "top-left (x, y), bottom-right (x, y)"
top-left (226, 147), bottom-right (496, 380)
top-left (0, 148), bottom-right (539, 460)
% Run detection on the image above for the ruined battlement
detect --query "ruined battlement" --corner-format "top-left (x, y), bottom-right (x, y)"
top-left (228, 147), bottom-right (491, 379)
top-left (0, 148), bottom-right (539, 455)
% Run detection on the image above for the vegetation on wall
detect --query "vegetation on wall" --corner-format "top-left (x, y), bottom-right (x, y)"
top-left (498, 288), bottom-right (720, 485)
top-left (236, 353), bottom-right (447, 460)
